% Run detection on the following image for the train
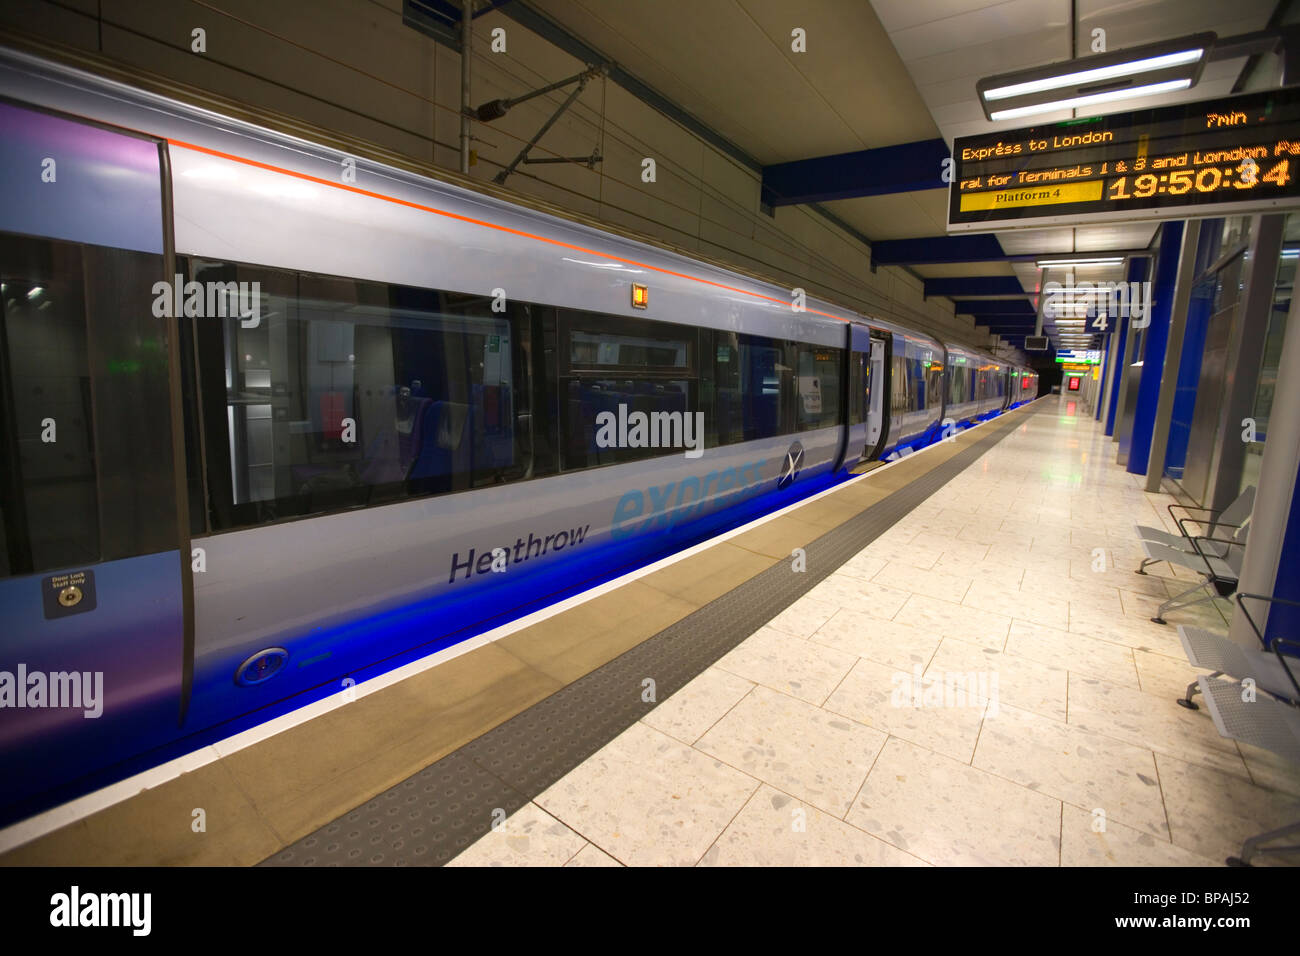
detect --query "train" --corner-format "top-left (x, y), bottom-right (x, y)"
top-left (0, 44), bottom-right (1039, 825)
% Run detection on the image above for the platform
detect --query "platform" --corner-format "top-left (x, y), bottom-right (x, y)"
top-left (3, 397), bottom-right (1297, 867)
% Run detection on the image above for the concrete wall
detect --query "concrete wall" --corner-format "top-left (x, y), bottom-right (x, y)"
top-left (1, 0), bottom-right (998, 350)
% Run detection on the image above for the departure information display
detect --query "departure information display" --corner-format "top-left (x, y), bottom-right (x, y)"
top-left (948, 87), bottom-right (1300, 231)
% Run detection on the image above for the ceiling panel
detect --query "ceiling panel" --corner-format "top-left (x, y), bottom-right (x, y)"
top-left (821, 187), bottom-right (950, 240)
top-left (912, 261), bottom-right (1018, 279)
top-left (530, 0), bottom-right (938, 165)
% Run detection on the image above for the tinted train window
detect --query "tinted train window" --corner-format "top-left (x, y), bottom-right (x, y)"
top-left (848, 351), bottom-right (865, 425)
top-left (560, 311), bottom-right (699, 469)
top-left (0, 234), bottom-right (177, 576)
top-left (925, 360), bottom-right (944, 410)
top-left (890, 354), bottom-right (910, 413)
top-left (796, 343), bottom-right (841, 431)
top-left (713, 332), bottom-right (790, 445)
top-left (188, 260), bottom-right (533, 530)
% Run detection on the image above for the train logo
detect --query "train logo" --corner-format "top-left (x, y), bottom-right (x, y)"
top-left (777, 441), bottom-right (805, 490)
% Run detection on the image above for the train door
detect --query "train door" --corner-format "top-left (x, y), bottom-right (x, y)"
top-left (0, 102), bottom-right (191, 823)
top-left (866, 336), bottom-right (886, 454)
top-left (846, 325), bottom-right (871, 462)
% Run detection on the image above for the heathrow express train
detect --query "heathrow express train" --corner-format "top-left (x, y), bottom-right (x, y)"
top-left (0, 46), bottom-right (1039, 823)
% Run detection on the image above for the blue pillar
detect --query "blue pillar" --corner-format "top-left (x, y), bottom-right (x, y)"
top-left (1106, 258), bottom-right (1145, 436)
top-left (1128, 221), bottom-right (1184, 476)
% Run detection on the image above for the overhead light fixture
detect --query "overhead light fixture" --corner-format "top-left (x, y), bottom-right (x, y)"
top-left (1036, 257), bottom-right (1124, 268)
top-left (977, 33), bottom-right (1214, 122)
top-left (989, 79), bottom-right (1192, 122)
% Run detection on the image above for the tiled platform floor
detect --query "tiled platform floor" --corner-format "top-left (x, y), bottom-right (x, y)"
top-left (449, 398), bottom-right (1300, 867)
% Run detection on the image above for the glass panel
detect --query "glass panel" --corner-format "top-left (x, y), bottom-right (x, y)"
top-left (796, 343), bottom-right (841, 431)
top-left (191, 259), bottom-right (532, 530)
top-left (713, 332), bottom-right (786, 445)
top-left (848, 351), bottom-right (864, 425)
top-left (570, 329), bottom-right (689, 369)
top-left (0, 236), bottom-right (98, 575)
top-left (0, 234), bottom-right (174, 574)
top-left (1241, 218), bottom-right (1295, 495)
top-left (890, 353), bottom-right (910, 413)
top-left (563, 376), bottom-right (694, 468)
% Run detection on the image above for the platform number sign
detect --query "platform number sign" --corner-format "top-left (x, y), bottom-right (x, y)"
top-left (1086, 312), bottom-right (1113, 334)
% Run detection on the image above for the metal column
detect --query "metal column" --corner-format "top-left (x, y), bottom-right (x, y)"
top-left (1110, 258), bottom-right (1146, 445)
top-left (1101, 313), bottom-right (1123, 429)
top-left (1230, 284), bottom-right (1300, 651)
top-left (1145, 220), bottom-right (1201, 492)
top-left (1203, 214), bottom-right (1284, 511)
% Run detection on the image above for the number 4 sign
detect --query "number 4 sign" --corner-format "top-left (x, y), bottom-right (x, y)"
top-left (1087, 313), bottom-right (1113, 334)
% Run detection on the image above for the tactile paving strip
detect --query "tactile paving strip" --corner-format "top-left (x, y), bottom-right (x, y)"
top-left (262, 405), bottom-right (1043, 866)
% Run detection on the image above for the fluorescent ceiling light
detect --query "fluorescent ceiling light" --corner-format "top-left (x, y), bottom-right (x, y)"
top-left (1036, 257), bottom-right (1124, 267)
top-left (977, 33), bottom-right (1213, 122)
top-left (989, 79), bottom-right (1192, 122)
top-left (983, 50), bottom-right (1205, 101)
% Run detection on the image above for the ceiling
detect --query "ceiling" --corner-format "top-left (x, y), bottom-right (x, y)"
top-left (527, 0), bottom-right (1288, 351)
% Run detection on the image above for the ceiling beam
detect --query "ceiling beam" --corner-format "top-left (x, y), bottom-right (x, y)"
top-left (872, 233), bottom-right (1006, 267)
top-left (761, 139), bottom-right (949, 207)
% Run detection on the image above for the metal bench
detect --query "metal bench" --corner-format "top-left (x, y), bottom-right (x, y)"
top-left (1142, 535), bottom-right (1242, 625)
top-left (1195, 677), bottom-right (1300, 866)
top-left (1135, 486), bottom-right (1254, 575)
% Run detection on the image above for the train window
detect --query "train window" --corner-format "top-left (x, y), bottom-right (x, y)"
top-left (796, 343), bottom-right (841, 431)
top-left (560, 310), bottom-right (700, 469)
top-left (713, 331), bottom-right (790, 446)
top-left (925, 360), bottom-right (944, 410)
top-left (848, 351), bottom-right (864, 425)
top-left (0, 234), bottom-right (177, 576)
top-left (890, 354), bottom-right (910, 413)
top-left (188, 259), bottom-right (534, 531)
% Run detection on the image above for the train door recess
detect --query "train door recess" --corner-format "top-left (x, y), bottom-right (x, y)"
top-left (0, 102), bottom-right (191, 822)
top-left (846, 324), bottom-right (871, 462)
top-left (866, 336), bottom-right (886, 455)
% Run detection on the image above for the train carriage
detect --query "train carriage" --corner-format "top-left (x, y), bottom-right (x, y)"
top-left (0, 45), bottom-right (1040, 823)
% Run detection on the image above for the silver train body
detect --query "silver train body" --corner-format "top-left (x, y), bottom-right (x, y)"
top-left (0, 46), bottom-right (1038, 821)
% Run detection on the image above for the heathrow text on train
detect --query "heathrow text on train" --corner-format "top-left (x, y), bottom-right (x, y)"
top-left (595, 404), bottom-right (706, 459)
top-left (448, 456), bottom-right (773, 580)
top-left (449, 526), bottom-right (591, 582)
top-left (0, 665), bottom-right (102, 717)
top-left (150, 275), bottom-right (263, 327)
top-left (49, 886), bottom-right (150, 936)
